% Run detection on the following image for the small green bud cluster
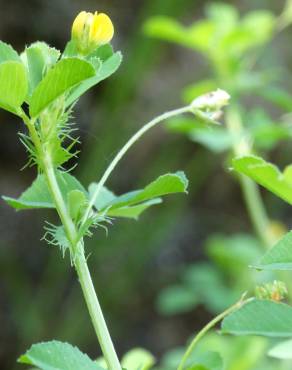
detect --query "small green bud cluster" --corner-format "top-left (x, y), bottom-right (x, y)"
top-left (255, 280), bottom-right (288, 302)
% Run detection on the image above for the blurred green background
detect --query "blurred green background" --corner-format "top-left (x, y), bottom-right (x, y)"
top-left (1, 0), bottom-right (292, 369)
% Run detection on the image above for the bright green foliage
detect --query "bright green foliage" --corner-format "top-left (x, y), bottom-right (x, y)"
top-left (0, 61), bottom-right (28, 115)
top-left (90, 172), bottom-right (188, 219)
top-left (144, 16), bottom-right (215, 52)
top-left (67, 190), bottom-right (87, 221)
top-left (62, 40), bottom-right (122, 107)
top-left (21, 42), bottom-right (60, 98)
top-left (221, 299), bottom-right (292, 337)
top-left (2, 171), bottom-right (87, 210)
top-left (18, 340), bottom-right (104, 370)
top-left (66, 52), bottom-right (122, 107)
top-left (232, 155), bottom-right (292, 205)
top-left (121, 348), bottom-right (155, 370)
top-left (29, 57), bottom-right (95, 117)
top-left (144, 4), bottom-right (275, 58)
top-left (268, 339), bottom-right (292, 359)
top-left (186, 352), bottom-right (223, 370)
top-left (0, 41), bottom-right (20, 63)
top-left (253, 231), bottom-right (292, 270)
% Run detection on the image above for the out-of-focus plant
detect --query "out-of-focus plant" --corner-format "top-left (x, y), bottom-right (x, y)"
top-left (145, 1), bottom-right (292, 248)
top-left (145, 3), bottom-right (292, 312)
top-left (143, 2), bottom-right (292, 369)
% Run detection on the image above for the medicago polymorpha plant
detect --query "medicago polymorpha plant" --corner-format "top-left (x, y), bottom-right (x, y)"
top-left (0, 9), bottom-right (234, 370)
top-left (2, 7), bottom-right (291, 370)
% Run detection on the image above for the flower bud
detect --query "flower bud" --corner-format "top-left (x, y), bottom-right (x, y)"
top-left (71, 11), bottom-right (114, 55)
top-left (191, 89), bottom-right (230, 111)
top-left (255, 280), bottom-right (288, 302)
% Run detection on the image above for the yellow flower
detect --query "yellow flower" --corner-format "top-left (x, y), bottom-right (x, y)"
top-left (72, 11), bottom-right (114, 54)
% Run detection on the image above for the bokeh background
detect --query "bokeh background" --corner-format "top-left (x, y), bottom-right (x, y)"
top-left (1, 0), bottom-right (292, 369)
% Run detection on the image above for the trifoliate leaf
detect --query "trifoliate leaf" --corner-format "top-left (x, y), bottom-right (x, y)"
top-left (89, 172), bottom-right (188, 219)
top-left (21, 41), bottom-right (60, 98)
top-left (29, 57), bottom-right (95, 117)
top-left (66, 52), bottom-right (122, 107)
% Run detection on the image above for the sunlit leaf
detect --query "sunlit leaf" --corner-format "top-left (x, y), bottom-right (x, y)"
top-left (121, 348), bottom-right (155, 370)
top-left (0, 61), bottom-right (28, 115)
top-left (65, 52), bottom-right (122, 107)
top-left (30, 57), bottom-right (95, 117)
top-left (0, 41), bottom-right (20, 64)
top-left (268, 339), bottom-right (292, 359)
top-left (21, 41), bottom-right (60, 97)
top-left (232, 155), bottom-right (292, 205)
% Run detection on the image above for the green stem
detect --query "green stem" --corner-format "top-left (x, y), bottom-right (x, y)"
top-left (23, 114), bottom-right (122, 370)
top-left (177, 296), bottom-right (250, 370)
top-left (81, 105), bottom-right (192, 224)
top-left (225, 105), bottom-right (272, 248)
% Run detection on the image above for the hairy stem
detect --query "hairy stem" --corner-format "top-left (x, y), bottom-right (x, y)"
top-left (225, 105), bottom-right (273, 248)
top-left (23, 114), bottom-right (122, 370)
top-left (81, 105), bottom-right (192, 224)
top-left (177, 295), bottom-right (251, 370)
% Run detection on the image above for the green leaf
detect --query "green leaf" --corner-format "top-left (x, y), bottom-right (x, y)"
top-left (2, 171), bottom-right (87, 210)
top-left (156, 285), bottom-right (199, 315)
top-left (102, 172), bottom-right (188, 209)
top-left (89, 172), bottom-right (188, 219)
top-left (253, 231), bottom-right (292, 271)
top-left (66, 52), bottom-right (122, 107)
top-left (121, 348), bottom-right (155, 370)
top-left (221, 299), bottom-right (292, 337)
top-left (242, 10), bottom-right (275, 45)
top-left (268, 339), bottom-right (292, 359)
top-left (18, 340), bottom-right (103, 370)
top-left (186, 351), bottom-right (223, 370)
top-left (87, 44), bottom-right (114, 62)
top-left (260, 86), bottom-right (292, 112)
top-left (144, 16), bottom-right (214, 52)
top-left (0, 41), bottom-right (20, 64)
top-left (232, 155), bottom-right (292, 205)
top-left (29, 57), bottom-right (95, 117)
top-left (67, 190), bottom-right (87, 220)
top-left (21, 42), bottom-right (60, 97)
top-left (0, 61), bottom-right (28, 115)
top-left (107, 199), bottom-right (162, 219)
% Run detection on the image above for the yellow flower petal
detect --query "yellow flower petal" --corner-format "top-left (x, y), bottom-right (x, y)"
top-left (90, 13), bottom-right (114, 45)
top-left (71, 11), bottom-right (88, 40)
